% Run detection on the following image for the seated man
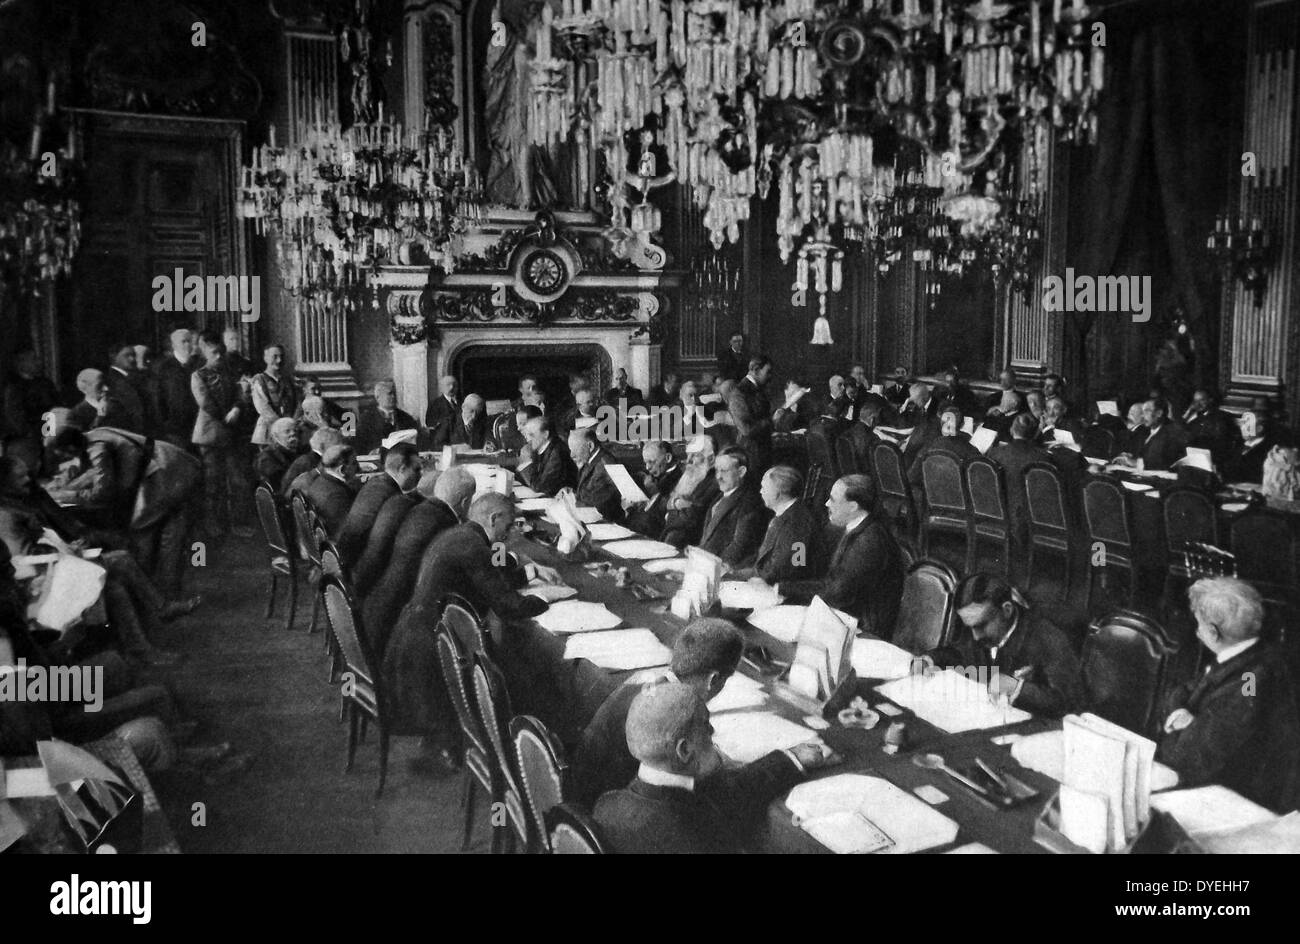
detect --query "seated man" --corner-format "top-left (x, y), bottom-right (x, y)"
top-left (748, 465), bottom-right (821, 584)
top-left (592, 681), bottom-right (834, 854)
top-left (1035, 396), bottom-right (1085, 448)
top-left (69, 368), bottom-right (111, 432)
top-left (1223, 410), bottom-right (1282, 484)
top-left (604, 367), bottom-right (643, 408)
top-left (559, 386), bottom-right (601, 439)
top-left (907, 404), bottom-right (980, 486)
top-left (661, 434), bottom-right (721, 549)
top-left (771, 378), bottom-right (816, 433)
top-left (304, 444), bottom-right (360, 539)
top-left (624, 440), bottom-right (684, 538)
top-left (568, 428), bottom-right (624, 522)
top-left (350, 468), bottom-right (424, 598)
top-left (985, 368), bottom-right (1025, 417)
top-left (491, 404), bottom-right (540, 454)
top-left (779, 474), bottom-right (903, 638)
top-left (1157, 578), bottom-right (1300, 813)
top-left (253, 417), bottom-right (303, 491)
top-left (516, 414), bottom-right (577, 496)
top-left (1182, 389), bottom-right (1242, 467)
top-left (988, 413), bottom-right (1051, 551)
top-left (697, 447), bottom-right (767, 568)
top-left (284, 427), bottom-right (344, 499)
top-left (647, 372), bottom-right (680, 409)
top-left (917, 573), bottom-right (1084, 718)
top-left (359, 379), bottom-right (419, 453)
top-left (1113, 398), bottom-right (1188, 472)
top-left (336, 442), bottom-right (421, 567)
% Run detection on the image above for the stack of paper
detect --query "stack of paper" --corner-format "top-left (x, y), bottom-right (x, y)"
top-left (785, 774), bottom-right (960, 855)
top-left (382, 429), bottom-right (417, 449)
top-left (563, 629), bottom-right (671, 671)
top-left (520, 580), bottom-right (578, 603)
top-left (1058, 712), bottom-right (1157, 853)
top-left (1150, 785), bottom-right (1277, 838)
top-left (547, 491), bottom-right (591, 555)
top-left (707, 674), bottom-right (769, 713)
top-left (1194, 811), bottom-right (1299, 854)
top-left (587, 523), bottom-right (638, 542)
top-left (850, 638), bottom-right (915, 680)
top-left (1010, 729), bottom-right (1179, 793)
top-left (789, 596), bottom-right (855, 700)
top-left (605, 463), bottom-right (649, 504)
top-left (711, 712), bottom-right (819, 764)
top-left (718, 580), bottom-right (783, 610)
top-left (749, 603), bottom-right (858, 644)
top-left (874, 670), bottom-right (1032, 733)
top-left (602, 539), bottom-right (680, 560)
top-left (533, 600), bottom-right (622, 634)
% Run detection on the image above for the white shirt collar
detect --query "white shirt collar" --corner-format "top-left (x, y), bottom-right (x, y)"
top-left (773, 496), bottom-right (798, 517)
top-left (844, 512), bottom-right (868, 533)
top-left (1215, 637), bottom-right (1259, 665)
top-left (536, 439), bottom-right (551, 456)
top-left (637, 764), bottom-right (695, 792)
top-left (720, 486), bottom-right (739, 499)
top-left (111, 366), bottom-right (129, 377)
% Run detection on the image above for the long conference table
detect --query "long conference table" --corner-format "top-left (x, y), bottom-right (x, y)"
top-left (435, 452), bottom-right (1066, 855)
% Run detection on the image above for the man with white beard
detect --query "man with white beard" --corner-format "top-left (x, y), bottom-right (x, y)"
top-left (661, 434), bottom-right (721, 549)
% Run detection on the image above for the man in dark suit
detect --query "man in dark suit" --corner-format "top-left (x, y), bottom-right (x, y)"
top-left (716, 332), bottom-right (748, 384)
top-left (359, 379), bottom-right (419, 454)
top-left (772, 379), bottom-right (817, 433)
top-left (568, 428), bottom-right (624, 522)
top-left (361, 467), bottom-right (475, 653)
top-left (779, 474), bottom-right (904, 637)
top-left (743, 466), bottom-right (822, 584)
top-left (336, 442), bottom-right (420, 567)
top-left (661, 434), bottom-right (721, 548)
top-left (900, 382), bottom-right (942, 468)
top-left (1183, 389), bottom-right (1243, 467)
top-left (104, 343), bottom-right (149, 434)
top-left (1116, 397), bottom-right (1189, 472)
top-left (439, 393), bottom-right (488, 449)
top-left (988, 413), bottom-right (1052, 553)
top-left (516, 414), bottom-right (577, 496)
top-left (1036, 396), bottom-right (1085, 448)
top-left (728, 356), bottom-right (774, 473)
top-left (604, 367), bottom-right (643, 408)
top-left (1157, 578), bottom-right (1300, 813)
top-left (68, 369), bottom-right (110, 432)
top-left (351, 479), bottom-right (423, 598)
top-left (558, 387), bottom-right (601, 439)
top-left (425, 375), bottom-right (459, 440)
top-left (920, 573), bottom-right (1084, 717)
top-left (254, 417), bottom-right (304, 491)
top-left (908, 404), bottom-right (981, 486)
top-left (304, 445), bottom-right (359, 539)
top-left (697, 447), bottom-right (767, 567)
top-left (283, 427), bottom-right (343, 499)
top-left (380, 492), bottom-right (556, 762)
top-left (624, 440), bottom-right (684, 538)
top-left (843, 405), bottom-right (883, 475)
top-left (153, 328), bottom-right (199, 448)
top-left (647, 373), bottom-right (680, 409)
top-left (592, 681), bottom-right (834, 854)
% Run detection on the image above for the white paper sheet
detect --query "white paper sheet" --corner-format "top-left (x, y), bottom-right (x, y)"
top-left (642, 558), bottom-right (689, 575)
top-left (718, 580), bottom-right (783, 610)
top-left (786, 774), bottom-right (960, 855)
top-left (711, 712), bottom-right (819, 764)
top-left (382, 429), bottom-right (417, 449)
top-left (874, 669), bottom-right (1032, 733)
top-left (850, 638), bottom-right (915, 680)
top-left (1195, 811), bottom-right (1300, 853)
top-left (516, 497), bottom-right (553, 512)
top-left (586, 523), bottom-right (639, 542)
top-left (520, 581), bottom-right (579, 603)
top-left (563, 629), bottom-right (671, 671)
top-left (707, 674), bottom-right (769, 713)
top-left (1097, 400), bottom-right (1120, 417)
top-left (4, 767), bottom-right (56, 798)
top-left (601, 538), bottom-right (680, 560)
top-left (533, 600), bottom-right (622, 634)
top-left (545, 505), bottom-right (603, 524)
top-left (971, 426), bottom-right (998, 454)
top-left (604, 463), bottom-right (649, 504)
top-left (1010, 729), bottom-right (1179, 793)
top-left (1150, 785), bottom-right (1277, 837)
top-left (513, 485), bottom-right (543, 500)
top-left (747, 604), bottom-right (810, 643)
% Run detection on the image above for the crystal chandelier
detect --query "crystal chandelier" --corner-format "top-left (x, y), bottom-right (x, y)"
top-left (532, 0), bottom-right (1104, 313)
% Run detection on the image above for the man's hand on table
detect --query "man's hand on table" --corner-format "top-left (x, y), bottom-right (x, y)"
top-left (789, 741), bottom-right (842, 772)
top-left (1163, 708), bottom-right (1194, 733)
top-left (524, 562), bottom-right (564, 585)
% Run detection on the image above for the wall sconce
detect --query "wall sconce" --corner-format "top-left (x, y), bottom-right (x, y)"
top-left (1207, 215), bottom-right (1271, 307)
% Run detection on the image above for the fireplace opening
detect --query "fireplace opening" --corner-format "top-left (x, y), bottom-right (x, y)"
top-left (451, 342), bottom-right (613, 410)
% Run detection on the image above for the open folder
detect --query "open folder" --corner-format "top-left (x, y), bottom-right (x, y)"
top-left (788, 596), bottom-right (854, 701)
top-left (1059, 712), bottom-right (1156, 853)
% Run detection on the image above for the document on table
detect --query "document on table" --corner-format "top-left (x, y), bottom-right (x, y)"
top-left (520, 580), bottom-right (579, 603)
top-left (874, 670), bottom-right (1032, 733)
top-left (748, 603), bottom-right (858, 644)
top-left (850, 638), bottom-right (915, 680)
top-left (711, 712), bottom-right (819, 764)
top-left (513, 485), bottom-right (543, 500)
top-left (1194, 811), bottom-right (1300, 854)
top-left (707, 674), bottom-right (768, 714)
top-left (563, 629), bottom-right (671, 671)
top-left (786, 774), bottom-right (960, 855)
top-left (1010, 729), bottom-right (1179, 793)
top-left (586, 523), bottom-right (639, 542)
top-left (717, 580), bottom-right (783, 610)
top-left (533, 600), bottom-right (622, 634)
top-left (789, 596), bottom-right (854, 700)
top-left (604, 463), bottom-right (649, 504)
top-left (971, 426), bottom-right (998, 454)
top-left (1060, 712), bottom-right (1158, 851)
top-left (600, 538), bottom-right (680, 560)
top-left (1150, 785), bottom-right (1277, 838)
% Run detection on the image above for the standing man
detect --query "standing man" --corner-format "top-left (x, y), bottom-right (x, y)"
top-left (425, 375), bottom-right (460, 443)
top-left (191, 330), bottom-right (249, 536)
top-left (250, 343), bottom-right (298, 448)
top-left (728, 355), bottom-right (774, 473)
top-left (717, 331), bottom-right (748, 384)
top-left (104, 343), bottom-right (149, 434)
top-left (154, 327), bottom-right (199, 449)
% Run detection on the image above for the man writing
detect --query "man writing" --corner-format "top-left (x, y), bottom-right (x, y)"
top-left (516, 415), bottom-right (577, 496)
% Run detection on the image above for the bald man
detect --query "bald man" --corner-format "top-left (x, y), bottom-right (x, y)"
top-left (154, 327), bottom-right (199, 447)
top-left (69, 369), bottom-right (110, 432)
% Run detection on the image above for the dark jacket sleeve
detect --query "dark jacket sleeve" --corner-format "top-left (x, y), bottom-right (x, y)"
top-left (1156, 670), bottom-right (1268, 787)
top-left (699, 751), bottom-right (804, 836)
top-left (721, 498), bottom-right (768, 568)
top-left (1011, 623), bottom-right (1085, 717)
top-left (470, 543), bottom-right (549, 621)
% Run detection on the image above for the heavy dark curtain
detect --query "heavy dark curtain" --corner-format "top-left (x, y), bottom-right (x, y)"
top-left (1064, 0), bottom-right (1248, 411)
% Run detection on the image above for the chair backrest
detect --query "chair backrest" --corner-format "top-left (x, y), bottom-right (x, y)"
top-left (890, 559), bottom-right (958, 653)
top-left (872, 441), bottom-right (909, 501)
top-left (920, 452), bottom-right (967, 515)
top-left (254, 483), bottom-right (291, 557)
top-left (435, 627), bottom-right (491, 757)
top-left (291, 492), bottom-right (323, 566)
top-left (549, 802), bottom-right (608, 854)
top-left (322, 577), bottom-right (373, 687)
top-left (1163, 487), bottom-right (1218, 554)
top-left (1080, 426), bottom-right (1116, 461)
top-left (1230, 509), bottom-right (1298, 587)
top-left (805, 422), bottom-right (840, 479)
top-left (440, 595), bottom-right (491, 658)
top-left (1083, 475), bottom-right (1134, 551)
top-left (471, 651), bottom-right (519, 794)
top-left (802, 464), bottom-right (823, 503)
top-left (319, 536), bottom-right (345, 582)
top-left (1081, 609), bottom-right (1171, 739)
top-left (509, 714), bottom-right (569, 852)
top-left (1023, 461), bottom-right (1069, 535)
top-left (965, 456), bottom-right (1008, 528)
top-left (835, 433), bottom-right (859, 475)
top-left (1183, 541), bottom-right (1237, 580)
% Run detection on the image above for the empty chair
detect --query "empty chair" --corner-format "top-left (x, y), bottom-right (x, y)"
top-left (919, 451), bottom-right (970, 562)
top-left (1081, 609), bottom-right (1172, 739)
top-left (254, 482), bottom-right (298, 631)
top-left (835, 433), bottom-right (859, 475)
top-left (549, 802), bottom-right (608, 854)
top-left (291, 492), bottom-right (324, 634)
top-left (1082, 476), bottom-right (1137, 612)
top-left (1163, 487), bottom-right (1219, 584)
top-left (509, 714), bottom-right (570, 853)
top-left (1022, 461), bottom-right (1073, 602)
top-left (436, 626), bottom-right (496, 852)
top-left (889, 559), bottom-right (958, 654)
top-left (1080, 426), bottom-right (1116, 461)
top-left (965, 456), bottom-right (1011, 577)
top-left (872, 440), bottom-right (918, 546)
top-left (470, 653), bottom-right (530, 854)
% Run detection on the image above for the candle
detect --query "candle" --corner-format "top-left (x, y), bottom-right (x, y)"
top-left (1052, 0), bottom-right (1061, 23)
top-left (1030, 0), bottom-right (1040, 66)
top-left (269, 123), bottom-right (277, 149)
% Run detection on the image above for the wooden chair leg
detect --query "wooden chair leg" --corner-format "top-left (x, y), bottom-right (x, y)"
top-left (359, 714), bottom-right (369, 743)
top-left (309, 590), bottom-right (321, 634)
top-left (285, 570), bottom-right (298, 632)
top-left (265, 572), bottom-right (278, 619)
top-left (376, 726), bottom-right (390, 798)
top-left (345, 703), bottom-right (359, 773)
top-left (460, 773), bottom-right (478, 852)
